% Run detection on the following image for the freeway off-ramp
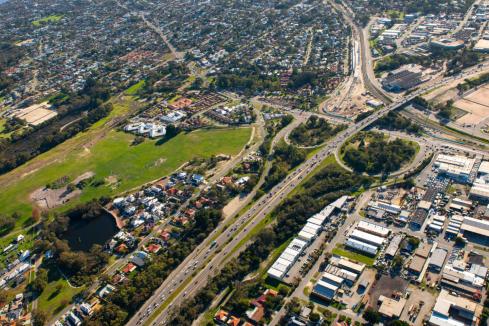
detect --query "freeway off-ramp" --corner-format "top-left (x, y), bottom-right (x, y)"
top-left (127, 66), bottom-right (489, 325)
top-left (130, 3), bottom-right (489, 323)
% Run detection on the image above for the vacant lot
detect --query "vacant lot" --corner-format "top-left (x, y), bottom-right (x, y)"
top-left (368, 275), bottom-right (408, 305)
top-left (0, 127), bottom-right (251, 222)
top-left (454, 86), bottom-right (489, 125)
top-left (32, 14), bottom-right (64, 26)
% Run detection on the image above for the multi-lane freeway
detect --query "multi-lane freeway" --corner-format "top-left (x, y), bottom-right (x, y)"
top-left (127, 64), bottom-right (489, 325)
top-left (128, 2), bottom-right (489, 324)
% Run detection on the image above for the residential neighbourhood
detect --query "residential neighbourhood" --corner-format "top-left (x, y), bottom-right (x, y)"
top-left (1, 0), bottom-right (489, 326)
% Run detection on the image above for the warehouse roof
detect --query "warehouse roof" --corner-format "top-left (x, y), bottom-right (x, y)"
top-left (461, 216), bottom-right (489, 237)
top-left (357, 220), bottom-right (390, 237)
top-left (385, 234), bottom-right (404, 257)
top-left (378, 296), bottom-right (407, 318)
top-left (409, 255), bottom-right (426, 274)
top-left (345, 238), bottom-right (378, 255)
top-left (350, 230), bottom-right (385, 246)
top-left (429, 248), bottom-right (447, 269)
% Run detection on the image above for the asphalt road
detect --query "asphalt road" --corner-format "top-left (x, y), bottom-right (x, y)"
top-left (129, 69), bottom-right (484, 326)
top-left (130, 3), bottom-right (489, 322)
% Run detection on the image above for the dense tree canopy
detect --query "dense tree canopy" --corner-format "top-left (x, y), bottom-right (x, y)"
top-left (342, 132), bottom-right (416, 175)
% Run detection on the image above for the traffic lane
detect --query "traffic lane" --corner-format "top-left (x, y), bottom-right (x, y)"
top-left (150, 165), bottom-right (331, 325)
top-left (136, 94), bottom-right (433, 324)
top-left (149, 155), bottom-right (328, 323)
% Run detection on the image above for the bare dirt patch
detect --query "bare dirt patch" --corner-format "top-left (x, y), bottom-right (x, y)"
top-left (14, 102), bottom-right (57, 125)
top-left (153, 157), bottom-right (167, 167)
top-left (454, 86), bottom-right (489, 125)
top-left (368, 275), bottom-right (409, 305)
top-left (30, 171), bottom-right (95, 209)
top-left (222, 194), bottom-right (248, 218)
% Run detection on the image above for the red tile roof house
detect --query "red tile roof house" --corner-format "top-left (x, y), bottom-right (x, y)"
top-left (160, 231), bottom-right (171, 241)
top-left (227, 315), bottom-right (240, 326)
top-left (122, 262), bottom-right (137, 274)
top-left (115, 243), bottom-right (129, 255)
top-left (214, 310), bottom-right (229, 324)
top-left (184, 209), bottom-right (196, 218)
top-left (246, 289), bottom-right (278, 324)
top-left (146, 244), bottom-right (161, 254)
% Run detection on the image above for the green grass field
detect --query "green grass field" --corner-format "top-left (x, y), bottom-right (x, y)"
top-left (0, 127), bottom-right (251, 223)
top-left (37, 267), bottom-right (85, 320)
top-left (332, 244), bottom-right (375, 266)
top-left (124, 80), bottom-right (146, 96)
top-left (32, 14), bottom-right (63, 26)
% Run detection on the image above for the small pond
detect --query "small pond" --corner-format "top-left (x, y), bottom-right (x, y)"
top-left (63, 211), bottom-right (118, 252)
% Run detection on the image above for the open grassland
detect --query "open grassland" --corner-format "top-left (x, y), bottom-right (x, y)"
top-left (332, 244), bottom-right (375, 266)
top-left (37, 267), bottom-right (85, 320)
top-left (32, 14), bottom-right (64, 26)
top-left (124, 80), bottom-right (146, 96)
top-left (0, 95), bottom-right (250, 227)
top-left (0, 127), bottom-right (251, 222)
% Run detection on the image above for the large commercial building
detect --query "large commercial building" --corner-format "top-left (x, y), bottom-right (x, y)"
top-left (357, 221), bottom-right (390, 237)
top-left (434, 154), bottom-right (476, 184)
top-left (460, 217), bottom-right (489, 245)
top-left (429, 248), bottom-right (448, 272)
top-left (430, 38), bottom-right (465, 50)
top-left (368, 200), bottom-right (401, 215)
top-left (312, 272), bottom-right (344, 301)
top-left (429, 290), bottom-right (483, 326)
top-left (469, 161), bottom-right (489, 203)
top-left (267, 238), bottom-right (308, 281)
top-left (381, 64), bottom-right (425, 92)
top-left (344, 221), bottom-right (390, 256)
top-left (312, 257), bottom-right (365, 301)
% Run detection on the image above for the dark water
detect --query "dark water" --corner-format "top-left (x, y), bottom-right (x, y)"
top-left (63, 211), bottom-right (118, 252)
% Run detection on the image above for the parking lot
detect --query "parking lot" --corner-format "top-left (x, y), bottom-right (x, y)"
top-left (282, 231), bottom-right (327, 285)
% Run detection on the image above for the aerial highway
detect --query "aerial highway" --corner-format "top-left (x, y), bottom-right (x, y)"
top-left (130, 3), bottom-right (489, 324)
top-left (128, 66), bottom-right (488, 325)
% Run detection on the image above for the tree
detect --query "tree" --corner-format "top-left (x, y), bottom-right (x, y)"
top-left (455, 236), bottom-right (466, 247)
top-left (32, 206), bottom-right (42, 223)
top-left (387, 321), bottom-right (410, 326)
top-left (30, 268), bottom-right (48, 293)
top-left (363, 307), bottom-right (381, 324)
top-left (309, 312), bottom-right (320, 322)
top-left (32, 309), bottom-right (48, 326)
top-left (0, 289), bottom-right (7, 304)
top-left (392, 255), bottom-right (404, 270)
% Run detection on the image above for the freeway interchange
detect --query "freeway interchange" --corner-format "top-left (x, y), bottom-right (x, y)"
top-left (129, 62), bottom-right (489, 325)
top-left (129, 3), bottom-right (489, 325)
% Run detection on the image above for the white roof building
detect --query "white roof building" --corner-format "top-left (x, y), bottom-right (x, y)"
top-left (345, 238), bottom-right (378, 256)
top-left (267, 237), bottom-right (308, 281)
top-left (434, 154), bottom-right (475, 183)
top-left (350, 229), bottom-right (385, 247)
top-left (429, 290), bottom-right (483, 326)
top-left (357, 220), bottom-right (390, 237)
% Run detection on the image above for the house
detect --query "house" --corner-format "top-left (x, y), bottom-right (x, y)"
top-left (122, 262), bottom-right (137, 274)
top-left (227, 316), bottom-right (240, 326)
top-left (214, 310), bottom-right (229, 324)
top-left (192, 174), bottom-right (205, 185)
top-left (97, 284), bottom-right (115, 298)
top-left (146, 244), bottom-right (161, 254)
top-left (246, 305), bottom-right (264, 324)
